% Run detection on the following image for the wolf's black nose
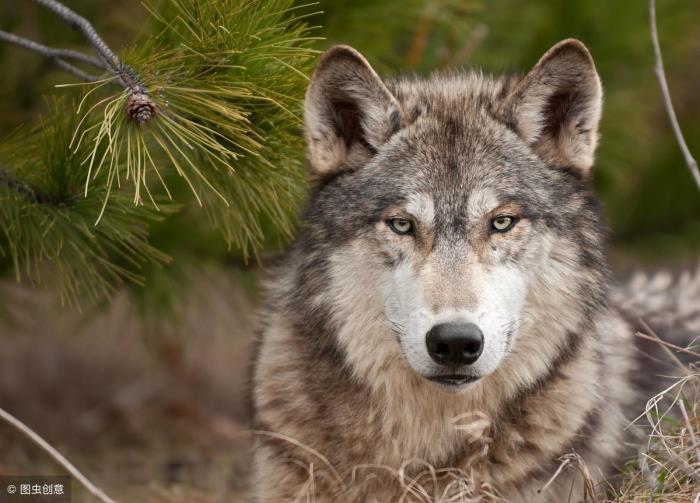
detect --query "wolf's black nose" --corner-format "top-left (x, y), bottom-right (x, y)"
top-left (426, 322), bottom-right (484, 366)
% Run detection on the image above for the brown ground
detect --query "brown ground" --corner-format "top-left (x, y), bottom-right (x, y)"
top-left (0, 268), bottom-right (257, 502)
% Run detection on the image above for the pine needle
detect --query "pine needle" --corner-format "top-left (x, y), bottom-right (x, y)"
top-left (70, 0), bottom-right (315, 255)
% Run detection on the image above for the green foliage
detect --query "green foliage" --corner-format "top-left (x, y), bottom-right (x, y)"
top-left (0, 0), bottom-right (318, 306)
top-left (316, 0), bottom-right (482, 73)
top-left (0, 102), bottom-right (171, 306)
top-left (74, 0), bottom-right (317, 255)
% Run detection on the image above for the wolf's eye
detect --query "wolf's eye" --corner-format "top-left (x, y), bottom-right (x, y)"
top-left (491, 216), bottom-right (517, 233)
top-left (387, 217), bottom-right (414, 235)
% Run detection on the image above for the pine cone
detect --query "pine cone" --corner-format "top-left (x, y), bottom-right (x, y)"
top-left (125, 92), bottom-right (157, 125)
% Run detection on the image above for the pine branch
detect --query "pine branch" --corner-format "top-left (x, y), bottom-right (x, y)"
top-left (66, 0), bottom-right (316, 252)
top-left (649, 0), bottom-right (700, 192)
top-left (2, 0), bottom-right (316, 268)
top-left (0, 104), bottom-right (172, 306)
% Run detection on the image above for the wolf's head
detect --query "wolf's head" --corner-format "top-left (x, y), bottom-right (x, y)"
top-left (292, 40), bottom-right (609, 392)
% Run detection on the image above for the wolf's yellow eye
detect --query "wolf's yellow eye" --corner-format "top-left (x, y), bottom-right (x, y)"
top-left (387, 218), bottom-right (414, 235)
top-left (491, 216), bottom-right (516, 232)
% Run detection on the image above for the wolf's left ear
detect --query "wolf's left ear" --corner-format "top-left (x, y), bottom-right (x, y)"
top-left (500, 39), bottom-right (602, 175)
top-left (304, 45), bottom-right (406, 180)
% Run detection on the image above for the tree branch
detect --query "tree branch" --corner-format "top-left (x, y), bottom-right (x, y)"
top-left (0, 30), bottom-right (104, 82)
top-left (649, 0), bottom-right (700, 191)
top-left (31, 0), bottom-right (149, 94)
top-left (0, 30), bottom-right (107, 70)
top-left (0, 406), bottom-right (116, 503)
top-left (0, 0), bottom-right (156, 123)
top-left (32, 0), bottom-right (120, 72)
top-left (50, 57), bottom-right (104, 82)
top-left (0, 0), bottom-right (149, 93)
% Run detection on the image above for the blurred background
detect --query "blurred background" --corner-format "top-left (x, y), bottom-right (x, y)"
top-left (0, 0), bottom-right (698, 501)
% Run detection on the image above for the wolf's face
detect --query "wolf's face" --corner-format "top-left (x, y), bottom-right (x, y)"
top-left (297, 40), bottom-right (607, 391)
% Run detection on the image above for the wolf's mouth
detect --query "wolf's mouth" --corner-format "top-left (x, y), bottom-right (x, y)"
top-left (427, 374), bottom-right (480, 386)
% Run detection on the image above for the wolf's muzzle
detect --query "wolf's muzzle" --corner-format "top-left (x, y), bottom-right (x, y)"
top-left (426, 322), bottom-right (484, 366)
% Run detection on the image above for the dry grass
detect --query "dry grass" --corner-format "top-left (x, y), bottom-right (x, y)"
top-left (606, 373), bottom-right (700, 502)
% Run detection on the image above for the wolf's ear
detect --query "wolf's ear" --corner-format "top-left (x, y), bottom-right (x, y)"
top-left (500, 39), bottom-right (602, 175)
top-left (304, 45), bottom-right (405, 180)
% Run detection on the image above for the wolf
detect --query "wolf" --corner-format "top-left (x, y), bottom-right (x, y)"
top-left (251, 39), bottom-right (700, 502)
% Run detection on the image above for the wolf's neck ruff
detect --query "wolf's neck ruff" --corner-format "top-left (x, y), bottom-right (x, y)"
top-left (252, 39), bottom-right (655, 503)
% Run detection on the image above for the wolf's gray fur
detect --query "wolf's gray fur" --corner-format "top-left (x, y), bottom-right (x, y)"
top-left (251, 39), bottom-right (698, 502)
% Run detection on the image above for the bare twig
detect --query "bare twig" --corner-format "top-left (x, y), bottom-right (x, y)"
top-left (0, 0), bottom-right (156, 128)
top-left (32, 0), bottom-right (120, 72)
top-left (637, 318), bottom-right (698, 376)
top-left (0, 30), bottom-right (107, 70)
top-left (0, 406), bottom-right (116, 503)
top-left (0, 0), bottom-right (148, 94)
top-left (0, 31), bottom-right (103, 82)
top-left (31, 0), bottom-right (147, 94)
top-left (636, 331), bottom-right (700, 361)
top-left (649, 0), bottom-right (700, 191)
top-left (45, 57), bottom-right (103, 83)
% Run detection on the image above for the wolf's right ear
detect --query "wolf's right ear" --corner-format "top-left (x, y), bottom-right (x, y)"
top-left (304, 45), bottom-right (405, 180)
